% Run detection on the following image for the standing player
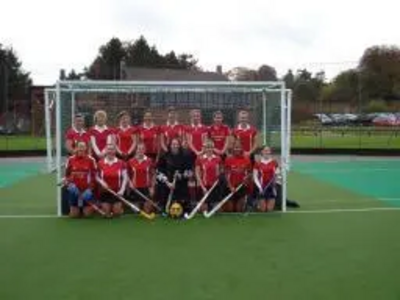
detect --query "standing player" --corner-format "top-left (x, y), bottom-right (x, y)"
top-left (127, 143), bottom-right (155, 214)
top-left (224, 140), bottom-right (252, 212)
top-left (208, 111), bottom-right (231, 157)
top-left (253, 146), bottom-right (279, 212)
top-left (195, 140), bottom-right (222, 212)
top-left (137, 110), bottom-right (160, 162)
top-left (89, 110), bottom-right (115, 160)
top-left (97, 143), bottom-right (128, 218)
top-left (63, 141), bottom-right (97, 218)
top-left (160, 107), bottom-right (184, 153)
top-left (233, 110), bottom-right (258, 157)
top-left (115, 111), bottom-right (136, 160)
top-left (65, 113), bottom-right (90, 155)
top-left (185, 109), bottom-right (209, 156)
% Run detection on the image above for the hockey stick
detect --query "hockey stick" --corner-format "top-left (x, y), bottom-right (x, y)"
top-left (165, 172), bottom-right (178, 214)
top-left (184, 179), bottom-right (219, 220)
top-left (58, 181), bottom-right (106, 216)
top-left (203, 180), bottom-right (248, 218)
top-left (130, 186), bottom-right (163, 213)
top-left (103, 186), bottom-right (156, 220)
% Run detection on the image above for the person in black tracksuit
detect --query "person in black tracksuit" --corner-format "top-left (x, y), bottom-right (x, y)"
top-left (156, 138), bottom-right (195, 212)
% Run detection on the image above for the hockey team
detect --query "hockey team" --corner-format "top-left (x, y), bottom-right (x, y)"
top-left (62, 107), bottom-right (283, 219)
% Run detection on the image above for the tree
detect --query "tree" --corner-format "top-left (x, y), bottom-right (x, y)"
top-left (86, 37), bottom-right (126, 79)
top-left (283, 69), bottom-right (295, 89)
top-left (0, 44), bottom-right (31, 113)
top-left (85, 36), bottom-right (200, 79)
top-left (125, 35), bottom-right (157, 67)
top-left (257, 65), bottom-right (277, 81)
top-left (359, 45), bottom-right (400, 100)
top-left (66, 69), bottom-right (81, 80)
top-left (323, 69), bottom-right (359, 103)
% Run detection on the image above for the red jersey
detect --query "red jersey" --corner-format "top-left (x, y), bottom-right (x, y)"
top-left (128, 156), bottom-right (153, 188)
top-left (116, 126), bottom-right (136, 154)
top-left (160, 123), bottom-right (184, 146)
top-left (65, 155), bottom-right (97, 191)
top-left (65, 128), bottom-right (90, 151)
top-left (185, 124), bottom-right (209, 153)
top-left (98, 158), bottom-right (126, 192)
top-left (254, 159), bottom-right (278, 186)
top-left (89, 126), bottom-right (115, 155)
top-left (208, 124), bottom-right (230, 152)
top-left (196, 154), bottom-right (221, 187)
top-left (224, 155), bottom-right (252, 188)
top-left (233, 125), bottom-right (257, 153)
top-left (137, 124), bottom-right (160, 155)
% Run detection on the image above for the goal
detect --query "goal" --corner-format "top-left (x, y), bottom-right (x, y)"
top-left (45, 80), bottom-right (292, 216)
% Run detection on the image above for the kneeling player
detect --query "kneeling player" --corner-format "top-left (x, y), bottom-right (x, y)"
top-left (63, 142), bottom-right (97, 218)
top-left (195, 139), bottom-right (222, 212)
top-left (127, 143), bottom-right (155, 213)
top-left (224, 139), bottom-right (252, 212)
top-left (97, 143), bottom-right (128, 218)
top-left (253, 146), bottom-right (278, 212)
top-left (156, 138), bottom-right (194, 213)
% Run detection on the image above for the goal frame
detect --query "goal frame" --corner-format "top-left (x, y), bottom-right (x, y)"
top-left (45, 80), bottom-right (292, 216)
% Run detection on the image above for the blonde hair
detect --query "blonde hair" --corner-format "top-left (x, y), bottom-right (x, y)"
top-left (93, 110), bottom-right (107, 123)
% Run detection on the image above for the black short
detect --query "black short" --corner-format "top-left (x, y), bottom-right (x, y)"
top-left (128, 188), bottom-right (150, 205)
top-left (230, 185), bottom-right (248, 202)
top-left (99, 191), bottom-right (120, 204)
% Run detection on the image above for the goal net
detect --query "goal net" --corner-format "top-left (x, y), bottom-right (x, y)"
top-left (45, 80), bottom-right (291, 216)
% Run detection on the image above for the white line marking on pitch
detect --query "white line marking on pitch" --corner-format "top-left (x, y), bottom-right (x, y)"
top-left (1, 207), bottom-right (400, 219)
top-left (0, 215), bottom-right (59, 219)
top-left (286, 207), bottom-right (400, 214)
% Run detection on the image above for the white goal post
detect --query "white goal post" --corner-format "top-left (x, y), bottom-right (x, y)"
top-left (45, 80), bottom-right (292, 216)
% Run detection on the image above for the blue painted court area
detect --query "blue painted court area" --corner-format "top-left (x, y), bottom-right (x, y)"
top-left (0, 161), bottom-right (43, 188)
top-left (292, 159), bottom-right (400, 206)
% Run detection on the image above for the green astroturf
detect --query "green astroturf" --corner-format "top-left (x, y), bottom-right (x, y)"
top-left (292, 160), bottom-right (400, 207)
top-left (0, 158), bottom-right (400, 299)
top-left (0, 162), bottom-right (43, 188)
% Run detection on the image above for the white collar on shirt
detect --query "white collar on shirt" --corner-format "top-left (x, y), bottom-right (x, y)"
top-left (94, 125), bottom-right (108, 132)
top-left (136, 155), bottom-right (148, 162)
top-left (202, 153), bottom-right (215, 159)
top-left (142, 123), bottom-right (154, 129)
top-left (166, 121), bottom-right (179, 126)
top-left (104, 157), bottom-right (118, 165)
top-left (260, 158), bottom-right (272, 164)
top-left (119, 125), bottom-right (130, 131)
top-left (191, 123), bottom-right (203, 128)
top-left (72, 127), bottom-right (86, 134)
top-left (237, 123), bottom-right (250, 130)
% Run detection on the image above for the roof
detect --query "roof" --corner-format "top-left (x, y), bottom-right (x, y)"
top-left (123, 67), bottom-right (229, 81)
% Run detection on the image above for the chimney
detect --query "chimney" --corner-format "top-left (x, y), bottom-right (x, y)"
top-left (216, 65), bottom-right (222, 74)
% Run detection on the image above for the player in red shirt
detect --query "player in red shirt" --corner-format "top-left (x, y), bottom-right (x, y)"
top-left (65, 114), bottom-right (90, 155)
top-left (185, 109), bottom-right (209, 156)
top-left (208, 111), bottom-right (231, 157)
top-left (232, 110), bottom-right (258, 157)
top-left (160, 107), bottom-right (185, 152)
top-left (137, 110), bottom-right (160, 162)
top-left (127, 143), bottom-right (155, 213)
top-left (253, 146), bottom-right (279, 212)
top-left (97, 143), bottom-right (128, 218)
top-left (195, 139), bottom-right (223, 212)
top-left (89, 110), bottom-right (115, 160)
top-left (63, 141), bottom-right (97, 218)
top-left (224, 139), bottom-right (252, 212)
top-left (115, 111), bottom-right (136, 160)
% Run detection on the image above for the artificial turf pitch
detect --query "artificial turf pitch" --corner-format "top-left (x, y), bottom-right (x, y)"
top-left (0, 158), bottom-right (400, 299)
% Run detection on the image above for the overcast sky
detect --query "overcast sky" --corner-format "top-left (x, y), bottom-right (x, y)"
top-left (1, 0), bottom-right (399, 84)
